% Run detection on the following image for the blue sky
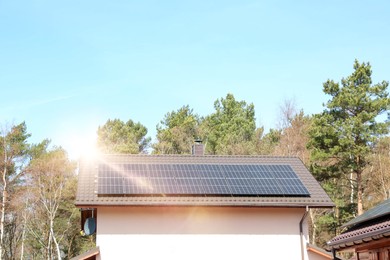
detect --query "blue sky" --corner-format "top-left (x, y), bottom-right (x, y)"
top-left (1, 0), bottom-right (389, 158)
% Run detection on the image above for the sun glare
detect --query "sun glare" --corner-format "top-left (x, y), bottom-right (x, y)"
top-left (64, 132), bottom-right (100, 161)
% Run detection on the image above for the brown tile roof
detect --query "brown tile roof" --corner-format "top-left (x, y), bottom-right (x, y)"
top-left (328, 199), bottom-right (390, 250)
top-left (327, 219), bottom-right (390, 250)
top-left (75, 154), bottom-right (334, 208)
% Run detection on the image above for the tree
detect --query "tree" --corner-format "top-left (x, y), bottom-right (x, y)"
top-left (274, 111), bottom-right (312, 164)
top-left (201, 94), bottom-right (258, 155)
top-left (153, 105), bottom-right (201, 154)
top-left (0, 123), bottom-right (94, 258)
top-left (0, 122), bottom-right (30, 260)
top-left (272, 99), bottom-right (312, 164)
top-left (277, 98), bottom-right (298, 130)
top-left (364, 136), bottom-right (390, 206)
top-left (308, 60), bottom-right (390, 216)
top-left (272, 101), bottom-right (327, 245)
top-left (26, 146), bottom-right (77, 259)
top-left (255, 128), bottom-right (281, 155)
top-left (97, 119), bottom-right (151, 154)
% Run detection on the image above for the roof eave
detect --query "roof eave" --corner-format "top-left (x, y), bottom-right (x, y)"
top-left (75, 201), bottom-right (334, 208)
top-left (328, 230), bottom-right (390, 250)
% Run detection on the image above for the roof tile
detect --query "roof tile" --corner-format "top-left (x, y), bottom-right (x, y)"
top-left (328, 219), bottom-right (390, 248)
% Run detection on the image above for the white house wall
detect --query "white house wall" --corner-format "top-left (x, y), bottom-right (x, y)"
top-left (96, 206), bottom-right (309, 260)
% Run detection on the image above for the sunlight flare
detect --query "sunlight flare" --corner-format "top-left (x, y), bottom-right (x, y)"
top-left (64, 132), bottom-right (100, 160)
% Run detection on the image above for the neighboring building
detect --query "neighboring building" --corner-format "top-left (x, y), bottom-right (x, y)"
top-left (307, 244), bottom-right (334, 260)
top-left (328, 198), bottom-right (390, 260)
top-left (75, 150), bottom-right (334, 259)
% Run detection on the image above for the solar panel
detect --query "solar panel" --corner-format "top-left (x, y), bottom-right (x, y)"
top-left (97, 163), bottom-right (310, 197)
top-left (176, 178), bottom-right (204, 194)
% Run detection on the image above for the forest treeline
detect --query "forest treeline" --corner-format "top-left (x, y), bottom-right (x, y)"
top-left (1, 60), bottom-right (389, 259)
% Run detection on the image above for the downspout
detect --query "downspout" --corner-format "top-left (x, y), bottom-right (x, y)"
top-left (300, 206), bottom-right (309, 260)
top-left (332, 248), bottom-right (337, 260)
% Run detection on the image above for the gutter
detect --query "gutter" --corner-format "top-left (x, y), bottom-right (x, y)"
top-left (300, 206), bottom-right (309, 260)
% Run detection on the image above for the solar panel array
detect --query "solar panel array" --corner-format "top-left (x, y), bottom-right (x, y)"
top-left (97, 164), bottom-right (310, 197)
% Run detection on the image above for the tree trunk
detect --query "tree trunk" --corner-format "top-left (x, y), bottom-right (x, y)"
top-left (47, 229), bottom-right (51, 260)
top-left (20, 220), bottom-right (26, 260)
top-left (0, 161), bottom-right (7, 260)
top-left (357, 171), bottom-right (363, 215)
top-left (309, 209), bottom-right (317, 245)
top-left (350, 171), bottom-right (354, 204)
top-left (20, 199), bottom-right (29, 260)
top-left (50, 218), bottom-right (62, 260)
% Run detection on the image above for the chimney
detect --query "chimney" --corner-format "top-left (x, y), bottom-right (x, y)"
top-left (192, 139), bottom-right (204, 156)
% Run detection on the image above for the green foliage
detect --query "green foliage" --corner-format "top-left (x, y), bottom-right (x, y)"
top-left (25, 146), bottom-right (78, 258)
top-left (255, 128), bottom-right (281, 155)
top-left (310, 208), bottom-right (338, 247)
top-left (29, 139), bottom-right (51, 159)
top-left (25, 145), bottom-right (86, 259)
top-left (201, 93), bottom-right (257, 155)
top-left (310, 60), bottom-right (389, 171)
top-left (0, 123), bottom-right (95, 259)
top-left (308, 59), bottom-right (390, 217)
top-left (97, 119), bottom-right (151, 154)
top-left (0, 122), bottom-right (31, 259)
top-left (0, 122), bottom-right (31, 178)
top-left (153, 105), bottom-right (201, 154)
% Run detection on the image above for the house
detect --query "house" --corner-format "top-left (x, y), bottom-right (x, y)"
top-left (328, 198), bottom-right (390, 260)
top-left (75, 147), bottom-right (334, 259)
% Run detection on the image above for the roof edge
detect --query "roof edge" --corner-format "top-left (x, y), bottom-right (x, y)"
top-left (328, 220), bottom-right (390, 248)
top-left (342, 212), bottom-right (390, 228)
top-left (75, 203), bottom-right (334, 208)
top-left (307, 243), bottom-right (333, 259)
top-left (70, 247), bottom-right (99, 260)
top-left (83, 154), bottom-right (302, 159)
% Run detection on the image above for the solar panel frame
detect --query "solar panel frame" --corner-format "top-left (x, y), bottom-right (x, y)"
top-left (97, 163), bottom-right (310, 197)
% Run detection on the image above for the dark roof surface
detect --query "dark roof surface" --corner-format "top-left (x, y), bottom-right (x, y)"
top-left (328, 198), bottom-right (390, 250)
top-left (328, 219), bottom-right (390, 249)
top-left (342, 198), bottom-right (390, 228)
top-left (75, 154), bottom-right (334, 208)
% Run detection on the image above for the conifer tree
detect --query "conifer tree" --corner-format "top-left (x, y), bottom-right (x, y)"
top-left (308, 60), bottom-right (390, 216)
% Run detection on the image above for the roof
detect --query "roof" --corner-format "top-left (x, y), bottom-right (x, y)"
top-left (328, 198), bottom-right (390, 250)
top-left (70, 247), bottom-right (99, 260)
top-left (328, 219), bottom-right (390, 249)
top-left (342, 198), bottom-right (390, 228)
top-left (75, 154), bottom-right (334, 208)
top-left (306, 244), bottom-right (333, 259)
